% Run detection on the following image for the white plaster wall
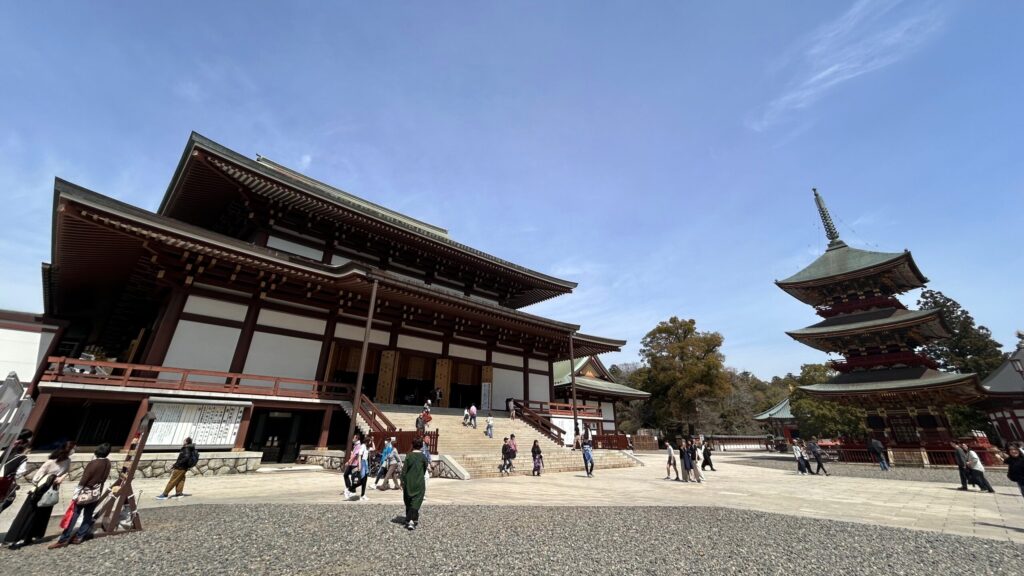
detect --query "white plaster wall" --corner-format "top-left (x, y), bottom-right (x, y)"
top-left (601, 401), bottom-right (615, 421)
top-left (242, 332), bottom-right (321, 390)
top-left (492, 367), bottom-right (522, 411)
top-left (183, 295), bottom-right (248, 321)
top-left (492, 351), bottom-right (522, 368)
top-left (0, 328), bottom-right (43, 381)
top-left (528, 373), bottom-right (550, 403)
top-left (257, 309), bottom-right (326, 335)
top-left (330, 254), bottom-right (352, 266)
top-left (449, 344), bottom-right (485, 362)
top-left (267, 235), bottom-right (324, 261)
top-left (397, 334), bottom-right (442, 355)
top-left (162, 320), bottom-right (240, 382)
top-left (528, 358), bottom-right (549, 372)
top-left (334, 323), bottom-right (390, 345)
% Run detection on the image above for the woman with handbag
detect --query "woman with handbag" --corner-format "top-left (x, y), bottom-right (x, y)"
top-left (49, 443), bottom-right (111, 549)
top-left (4, 442), bottom-right (74, 549)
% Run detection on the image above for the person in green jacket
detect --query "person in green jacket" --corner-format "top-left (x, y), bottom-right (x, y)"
top-left (401, 437), bottom-right (428, 531)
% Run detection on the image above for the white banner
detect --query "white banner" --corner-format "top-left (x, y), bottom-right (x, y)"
top-left (148, 401), bottom-right (246, 449)
top-left (480, 381), bottom-right (492, 413)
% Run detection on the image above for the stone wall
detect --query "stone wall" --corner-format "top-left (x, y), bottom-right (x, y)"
top-left (298, 449), bottom-right (345, 470)
top-left (18, 451), bottom-right (263, 484)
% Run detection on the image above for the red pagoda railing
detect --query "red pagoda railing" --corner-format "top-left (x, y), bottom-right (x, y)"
top-left (829, 352), bottom-right (938, 373)
top-left (41, 356), bottom-right (353, 400)
top-left (816, 296), bottom-right (904, 318)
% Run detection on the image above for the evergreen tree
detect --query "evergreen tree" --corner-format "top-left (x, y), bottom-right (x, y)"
top-left (784, 364), bottom-right (866, 439)
top-left (917, 290), bottom-right (1006, 380)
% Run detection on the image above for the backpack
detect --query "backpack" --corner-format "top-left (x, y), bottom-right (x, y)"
top-left (187, 447), bottom-right (200, 468)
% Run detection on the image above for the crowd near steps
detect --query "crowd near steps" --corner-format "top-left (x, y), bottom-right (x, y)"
top-left (375, 404), bottom-right (639, 479)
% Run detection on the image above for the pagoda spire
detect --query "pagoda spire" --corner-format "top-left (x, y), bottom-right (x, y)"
top-left (813, 188), bottom-right (843, 248)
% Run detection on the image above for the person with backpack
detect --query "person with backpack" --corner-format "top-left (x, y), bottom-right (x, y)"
top-left (500, 437), bottom-right (514, 475)
top-left (156, 437), bottom-right (198, 500)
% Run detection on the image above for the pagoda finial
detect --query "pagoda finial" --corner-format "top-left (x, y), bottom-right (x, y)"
top-left (813, 188), bottom-right (841, 244)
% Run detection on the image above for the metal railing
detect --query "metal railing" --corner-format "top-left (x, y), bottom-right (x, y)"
top-left (41, 356), bottom-right (353, 400)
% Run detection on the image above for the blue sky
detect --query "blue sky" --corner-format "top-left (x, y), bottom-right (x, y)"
top-left (1, 1), bottom-right (1021, 380)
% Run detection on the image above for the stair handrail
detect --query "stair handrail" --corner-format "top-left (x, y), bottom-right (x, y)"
top-left (512, 399), bottom-right (566, 445)
top-left (355, 393), bottom-right (397, 435)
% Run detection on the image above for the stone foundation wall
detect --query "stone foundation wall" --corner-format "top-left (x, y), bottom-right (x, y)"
top-left (298, 449), bottom-right (345, 470)
top-left (19, 451), bottom-right (263, 484)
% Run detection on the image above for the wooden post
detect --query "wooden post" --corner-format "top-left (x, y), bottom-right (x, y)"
top-left (317, 406), bottom-right (333, 449)
top-left (569, 333), bottom-right (579, 439)
top-left (234, 406), bottom-right (253, 451)
top-left (24, 392), bottom-right (52, 434)
top-left (434, 359), bottom-right (452, 408)
top-left (345, 280), bottom-right (379, 457)
top-left (123, 398), bottom-right (151, 452)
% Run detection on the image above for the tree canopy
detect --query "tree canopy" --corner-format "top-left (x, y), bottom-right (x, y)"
top-left (917, 289), bottom-right (1006, 380)
top-left (633, 317), bottom-right (732, 435)
top-left (783, 364), bottom-right (866, 439)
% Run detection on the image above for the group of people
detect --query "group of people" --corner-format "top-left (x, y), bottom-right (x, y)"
top-left (665, 439), bottom-right (715, 482)
top-left (950, 440), bottom-right (1024, 495)
top-left (340, 432), bottom-right (429, 531)
top-left (791, 437), bottom-right (830, 476)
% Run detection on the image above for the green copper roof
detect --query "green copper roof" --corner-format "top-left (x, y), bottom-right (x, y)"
top-left (752, 397), bottom-right (793, 421)
top-left (787, 309), bottom-right (940, 338)
top-left (778, 244), bottom-right (911, 286)
top-left (551, 358), bottom-right (590, 383)
top-left (800, 371), bottom-right (978, 394)
top-left (554, 376), bottom-right (651, 399)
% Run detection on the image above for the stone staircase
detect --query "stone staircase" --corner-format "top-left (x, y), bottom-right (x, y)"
top-left (339, 400), bottom-right (373, 437)
top-left (376, 404), bottom-right (639, 479)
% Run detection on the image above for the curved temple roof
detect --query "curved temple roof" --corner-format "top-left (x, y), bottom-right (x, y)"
top-left (752, 397), bottom-right (794, 421)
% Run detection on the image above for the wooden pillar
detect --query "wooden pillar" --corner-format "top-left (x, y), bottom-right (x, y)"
top-left (233, 406), bottom-right (254, 451)
top-left (229, 293), bottom-right (261, 373)
top-left (317, 406), bottom-right (334, 449)
top-left (377, 350), bottom-right (399, 404)
top-left (316, 310), bottom-right (338, 382)
top-left (522, 356), bottom-right (530, 403)
top-left (24, 392), bottom-right (52, 434)
top-left (434, 358), bottom-right (452, 408)
top-left (123, 398), bottom-right (151, 451)
top-left (143, 288), bottom-right (187, 366)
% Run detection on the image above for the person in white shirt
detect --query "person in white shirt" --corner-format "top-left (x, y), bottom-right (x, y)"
top-left (665, 442), bottom-right (680, 481)
top-left (962, 442), bottom-right (995, 493)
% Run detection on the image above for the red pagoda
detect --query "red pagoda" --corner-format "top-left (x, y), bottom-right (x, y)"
top-left (777, 190), bottom-right (988, 464)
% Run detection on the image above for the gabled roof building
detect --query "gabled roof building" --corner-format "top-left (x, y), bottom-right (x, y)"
top-left (24, 132), bottom-right (624, 462)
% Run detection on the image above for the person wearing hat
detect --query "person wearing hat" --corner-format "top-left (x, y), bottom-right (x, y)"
top-left (377, 438), bottom-right (403, 491)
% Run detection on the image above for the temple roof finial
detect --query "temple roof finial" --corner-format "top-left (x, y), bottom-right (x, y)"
top-left (813, 188), bottom-right (841, 245)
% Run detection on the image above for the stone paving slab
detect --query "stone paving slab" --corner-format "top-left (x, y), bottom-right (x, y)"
top-left (4, 452), bottom-right (1022, 544)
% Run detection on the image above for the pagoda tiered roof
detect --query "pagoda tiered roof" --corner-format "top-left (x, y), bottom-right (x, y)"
top-left (786, 308), bottom-right (949, 353)
top-left (778, 190), bottom-right (987, 407)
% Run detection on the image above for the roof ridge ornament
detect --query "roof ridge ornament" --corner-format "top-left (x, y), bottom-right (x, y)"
top-left (813, 188), bottom-right (845, 249)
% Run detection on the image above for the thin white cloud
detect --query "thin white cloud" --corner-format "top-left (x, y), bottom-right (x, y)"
top-left (174, 79), bottom-right (203, 103)
top-left (298, 154), bottom-right (312, 170)
top-left (749, 0), bottom-right (947, 132)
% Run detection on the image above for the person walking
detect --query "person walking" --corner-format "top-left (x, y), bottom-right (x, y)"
top-left (792, 440), bottom-right (808, 475)
top-left (581, 435), bottom-right (595, 478)
top-left (963, 443), bottom-right (996, 493)
top-left (485, 413), bottom-right (494, 439)
top-left (1004, 443), bottom-right (1024, 499)
top-left (348, 439), bottom-right (371, 501)
top-left (469, 404), bottom-right (478, 429)
top-left (401, 437), bottom-right (428, 531)
top-left (377, 439), bottom-right (403, 491)
top-left (665, 442), bottom-right (680, 481)
top-left (343, 434), bottom-right (365, 499)
top-left (508, 434), bottom-right (518, 471)
top-left (807, 437), bottom-right (829, 476)
top-left (462, 407), bottom-right (471, 427)
top-left (691, 441), bottom-right (705, 483)
top-left (4, 442), bottom-right (74, 549)
top-left (49, 443), bottom-right (112, 548)
top-left (500, 437), bottom-right (514, 475)
top-left (701, 440), bottom-right (716, 472)
top-left (507, 398), bottom-right (516, 421)
top-left (415, 413), bottom-right (426, 436)
top-left (951, 441), bottom-right (970, 490)
top-left (869, 438), bottom-right (890, 471)
top-left (531, 440), bottom-right (543, 476)
top-left (681, 440), bottom-right (694, 481)
top-left (374, 438), bottom-right (393, 487)
top-left (156, 437), bottom-right (198, 500)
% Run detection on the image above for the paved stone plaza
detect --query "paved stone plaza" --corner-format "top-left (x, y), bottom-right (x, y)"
top-left (2, 452), bottom-right (1022, 574)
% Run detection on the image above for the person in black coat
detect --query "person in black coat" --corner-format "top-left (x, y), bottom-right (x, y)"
top-left (1004, 444), bottom-right (1023, 499)
top-left (156, 437), bottom-right (198, 500)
